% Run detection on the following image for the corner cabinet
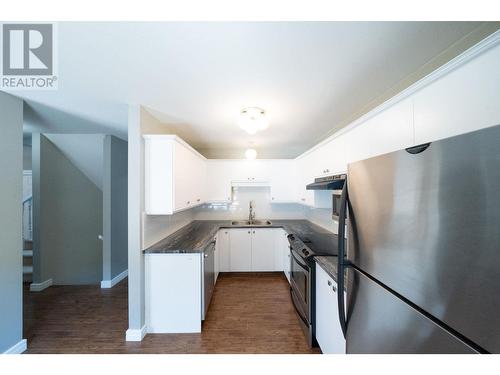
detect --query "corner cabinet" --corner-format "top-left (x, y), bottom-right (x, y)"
top-left (144, 135), bottom-right (207, 215)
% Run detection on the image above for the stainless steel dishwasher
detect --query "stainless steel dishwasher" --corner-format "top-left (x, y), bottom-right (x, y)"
top-left (202, 239), bottom-right (216, 320)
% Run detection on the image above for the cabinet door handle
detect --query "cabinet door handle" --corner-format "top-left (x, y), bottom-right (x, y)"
top-left (187, 201), bottom-right (190, 205)
top-left (197, 198), bottom-right (200, 202)
top-left (248, 231), bottom-right (251, 234)
top-left (253, 231), bottom-right (255, 234)
top-left (327, 280), bottom-right (332, 286)
top-left (332, 285), bottom-right (337, 293)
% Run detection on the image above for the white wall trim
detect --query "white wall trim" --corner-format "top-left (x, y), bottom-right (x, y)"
top-left (29, 278), bottom-right (52, 292)
top-left (296, 29), bottom-right (500, 160)
top-left (3, 339), bottom-right (27, 354)
top-left (101, 269), bottom-right (128, 288)
top-left (125, 325), bottom-right (147, 341)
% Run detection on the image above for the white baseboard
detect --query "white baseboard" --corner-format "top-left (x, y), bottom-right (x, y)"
top-left (30, 278), bottom-right (53, 292)
top-left (125, 325), bottom-right (147, 341)
top-left (101, 269), bottom-right (128, 289)
top-left (3, 339), bottom-right (27, 354)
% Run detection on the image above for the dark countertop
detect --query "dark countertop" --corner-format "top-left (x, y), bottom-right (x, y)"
top-left (144, 220), bottom-right (226, 254)
top-left (314, 256), bottom-right (338, 281)
top-left (314, 255), bottom-right (350, 292)
top-left (143, 219), bottom-right (338, 255)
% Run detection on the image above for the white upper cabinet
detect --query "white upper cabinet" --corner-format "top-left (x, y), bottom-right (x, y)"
top-left (269, 160), bottom-right (297, 203)
top-left (207, 160), bottom-right (298, 203)
top-left (206, 161), bottom-right (232, 202)
top-left (294, 38), bottom-right (500, 201)
top-left (144, 135), bottom-right (207, 215)
top-left (362, 97), bottom-right (414, 157)
top-left (295, 153), bottom-right (315, 206)
top-left (414, 45), bottom-right (500, 145)
top-left (341, 121), bottom-right (375, 166)
top-left (230, 160), bottom-right (272, 183)
top-left (314, 136), bottom-right (347, 177)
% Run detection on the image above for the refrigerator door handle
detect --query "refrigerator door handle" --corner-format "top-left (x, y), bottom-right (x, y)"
top-left (337, 180), bottom-right (349, 338)
top-left (405, 142), bottom-right (431, 154)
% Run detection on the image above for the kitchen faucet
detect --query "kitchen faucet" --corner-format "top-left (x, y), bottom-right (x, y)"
top-left (249, 201), bottom-right (255, 224)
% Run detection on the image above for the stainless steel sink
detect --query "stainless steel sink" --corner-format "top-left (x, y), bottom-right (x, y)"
top-left (251, 219), bottom-right (273, 226)
top-left (230, 219), bottom-right (272, 226)
top-left (231, 220), bottom-right (251, 226)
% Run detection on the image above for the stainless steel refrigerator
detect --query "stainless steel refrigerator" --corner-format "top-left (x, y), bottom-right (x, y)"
top-left (336, 124), bottom-right (500, 354)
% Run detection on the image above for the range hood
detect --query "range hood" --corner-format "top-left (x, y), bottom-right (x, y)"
top-left (306, 174), bottom-right (346, 190)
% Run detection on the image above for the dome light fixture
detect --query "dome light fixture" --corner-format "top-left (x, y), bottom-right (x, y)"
top-left (245, 148), bottom-right (257, 160)
top-left (239, 107), bottom-right (268, 135)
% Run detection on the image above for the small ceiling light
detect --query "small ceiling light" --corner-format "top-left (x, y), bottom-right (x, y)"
top-left (239, 107), bottom-right (268, 134)
top-left (245, 148), bottom-right (257, 160)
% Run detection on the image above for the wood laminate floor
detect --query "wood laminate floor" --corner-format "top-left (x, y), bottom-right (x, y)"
top-left (24, 272), bottom-right (320, 354)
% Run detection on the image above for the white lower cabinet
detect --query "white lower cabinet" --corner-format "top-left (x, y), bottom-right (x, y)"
top-left (229, 228), bottom-right (253, 271)
top-left (214, 235), bottom-right (219, 282)
top-left (220, 228), bottom-right (281, 272)
top-left (145, 253), bottom-right (202, 333)
top-left (217, 229), bottom-right (231, 272)
top-left (315, 263), bottom-right (346, 354)
top-left (281, 230), bottom-right (291, 283)
top-left (251, 228), bottom-right (279, 271)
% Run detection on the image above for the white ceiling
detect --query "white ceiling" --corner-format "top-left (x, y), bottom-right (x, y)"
top-left (15, 22), bottom-right (491, 158)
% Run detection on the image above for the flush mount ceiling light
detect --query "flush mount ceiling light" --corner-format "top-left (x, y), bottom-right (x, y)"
top-left (239, 107), bottom-right (268, 135)
top-left (245, 148), bottom-right (257, 160)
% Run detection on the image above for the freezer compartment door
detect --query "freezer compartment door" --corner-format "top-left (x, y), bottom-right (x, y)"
top-left (346, 269), bottom-right (477, 354)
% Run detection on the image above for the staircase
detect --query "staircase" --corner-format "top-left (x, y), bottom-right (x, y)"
top-left (23, 241), bottom-right (33, 283)
top-left (22, 193), bottom-right (33, 283)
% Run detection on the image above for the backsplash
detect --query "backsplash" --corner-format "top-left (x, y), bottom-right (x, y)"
top-left (143, 187), bottom-right (339, 245)
top-left (194, 187), bottom-right (306, 220)
top-left (305, 207), bottom-right (339, 235)
top-left (143, 209), bottom-right (194, 249)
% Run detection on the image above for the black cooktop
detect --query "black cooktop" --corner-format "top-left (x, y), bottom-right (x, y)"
top-left (287, 233), bottom-right (338, 261)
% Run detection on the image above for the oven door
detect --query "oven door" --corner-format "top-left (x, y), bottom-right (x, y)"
top-left (290, 250), bottom-right (311, 324)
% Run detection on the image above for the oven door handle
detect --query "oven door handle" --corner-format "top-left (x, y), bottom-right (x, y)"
top-left (290, 287), bottom-right (309, 326)
top-left (290, 250), bottom-right (309, 270)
